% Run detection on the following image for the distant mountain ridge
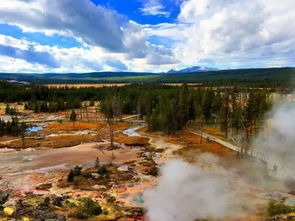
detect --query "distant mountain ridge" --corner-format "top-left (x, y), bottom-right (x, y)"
top-left (167, 66), bottom-right (218, 74)
top-left (0, 67), bottom-right (294, 85)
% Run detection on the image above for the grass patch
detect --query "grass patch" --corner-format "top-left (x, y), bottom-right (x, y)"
top-left (268, 201), bottom-right (295, 216)
top-left (69, 198), bottom-right (102, 219)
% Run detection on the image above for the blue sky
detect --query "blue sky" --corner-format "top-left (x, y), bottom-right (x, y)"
top-left (93, 0), bottom-right (180, 25)
top-left (0, 0), bottom-right (294, 73)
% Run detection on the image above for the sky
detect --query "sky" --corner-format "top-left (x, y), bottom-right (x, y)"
top-left (0, 0), bottom-right (294, 73)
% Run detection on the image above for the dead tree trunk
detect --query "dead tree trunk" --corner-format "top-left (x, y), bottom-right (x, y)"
top-left (108, 118), bottom-right (114, 148)
top-left (85, 104), bottom-right (90, 123)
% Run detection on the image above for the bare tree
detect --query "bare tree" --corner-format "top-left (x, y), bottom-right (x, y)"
top-left (108, 117), bottom-right (114, 148)
top-left (197, 115), bottom-right (205, 144)
top-left (84, 103), bottom-right (90, 123)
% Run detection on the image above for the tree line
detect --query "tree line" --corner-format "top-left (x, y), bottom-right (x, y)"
top-left (0, 81), bottom-right (272, 145)
top-left (100, 84), bottom-right (272, 145)
top-left (0, 117), bottom-right (27, 136)
top-left (25, 99), bottom-right (82, 113)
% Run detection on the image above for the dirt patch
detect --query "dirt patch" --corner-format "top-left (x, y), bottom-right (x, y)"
top-left (0, 135), bottom-right (17, 142)
top-left (0, 134), bottom-right (97, 149)
top-left (204, 127), bottom-right (225, 139)
top-left (140, 129), bottom-right (235, 158)
top-left (115, 132), bottom-right (149, 146)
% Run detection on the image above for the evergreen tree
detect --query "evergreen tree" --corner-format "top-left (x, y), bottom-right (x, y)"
top-left (70, 110), bottom-right (77, 130)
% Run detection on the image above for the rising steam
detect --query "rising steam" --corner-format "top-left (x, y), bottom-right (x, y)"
top-left (144, 94), bottom-right (295, 221)
top-left (144, 158), bottom-right (239, 221)
top-left (253, 99), bottom-right (295, 179)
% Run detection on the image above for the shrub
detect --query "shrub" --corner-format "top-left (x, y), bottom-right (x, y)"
top-left (268, 201), bottom-right (295, 216)
top-left (0, 191), bottom-right (9, 210)
top-left (67, 170), bottom-right (75, 182)
top-left (82, 172), bottom-right (93, 178)
top-left (69, 198), bottom-right (102, 219)
top-left (98, 166), bottom-right (108, 176)
top-left (73, 165), bottom-right (82, 176)
top-left (148, 165), bottom-right (159, 176)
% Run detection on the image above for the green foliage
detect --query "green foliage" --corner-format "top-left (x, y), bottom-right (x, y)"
top-left (0, 82), bottom-right (273, 138)
top-left (67, 170), bottom-right (75, 182)
top-left (98, 166), bottom-right (108, 176)
top-left (82, 172), bottom-right (93, 179)
top-left (0, 117), bottom-right (28, 136)
top-left (25, 99), bottom-right (82, 113)
top-left (1, 67), bottom-right (294, 87)
top-left (67, 165), bottom-right (83, 182)
top-left (268, 201), bottom-right (295, 216)
top-left (73, 165), bottom-right (82, 176)
top-left (99, 83), bottom-right (272, 136)
top-left (0, 191), bottom-right (9, 210)
top-left (69, 198), bottom-right (102, 219)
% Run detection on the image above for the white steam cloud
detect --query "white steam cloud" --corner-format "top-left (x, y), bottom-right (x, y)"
top-left (144, 158), bottom-right (238, 221)
top-left (253, 98), bottom-right (295, 179)
top-left (144, 94), bottom-right (295, 221)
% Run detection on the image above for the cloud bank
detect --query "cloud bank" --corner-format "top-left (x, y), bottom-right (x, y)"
top-left (0, 44), bottom-right (59, 68)
top-left (0, 0), bottom-right (294, 72)
top-left (145, 0), bottom-right (295, 68)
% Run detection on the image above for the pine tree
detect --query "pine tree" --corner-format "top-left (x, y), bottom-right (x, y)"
top-left (70, 110), bottom-right (77, 130)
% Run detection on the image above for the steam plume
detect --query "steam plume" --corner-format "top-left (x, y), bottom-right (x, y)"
top-left (253, 100), bottom-right (295, 179)
top-left (144, 159), bottom-right (238, 221)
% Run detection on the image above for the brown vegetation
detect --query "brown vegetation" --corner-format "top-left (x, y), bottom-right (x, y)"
top-left (44, 121), bottom-right (104, 131)
top-left (45, 83), bottom-right (130, 88)
top-left (140, 129), bottom-right (234, 158)
top-left (0, 134), bottom-right (97, 149)
top-left (115, 132), bottom-right (149, 146)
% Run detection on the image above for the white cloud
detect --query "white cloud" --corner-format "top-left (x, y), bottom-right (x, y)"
top-left (0, 0), bottom-right (177, 72)
top-left (140, 0), bottom-right (170, 17)
top-left (0, 0), bottom-right (175, 61)
top-left (0, 0), bottom-right (126, 52)
top-left (0, 35), bottom-right (30, 50)
top-left (142, 0), bottom-right (295, 69)
top-left (146, 43), bottom-right (178, 65)
top-left (172, 0), bottom-right (295, 68)
top-left (0, 34), bottom-right (176, 73)
top-left (0, 0), bottom-right (294, 72)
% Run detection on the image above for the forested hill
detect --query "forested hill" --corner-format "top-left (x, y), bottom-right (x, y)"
top-left (0, 67), bottom-right (294, 86)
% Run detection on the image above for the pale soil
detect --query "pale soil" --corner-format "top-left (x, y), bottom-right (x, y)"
top-left (0, 142), bottom-right (138, 176)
